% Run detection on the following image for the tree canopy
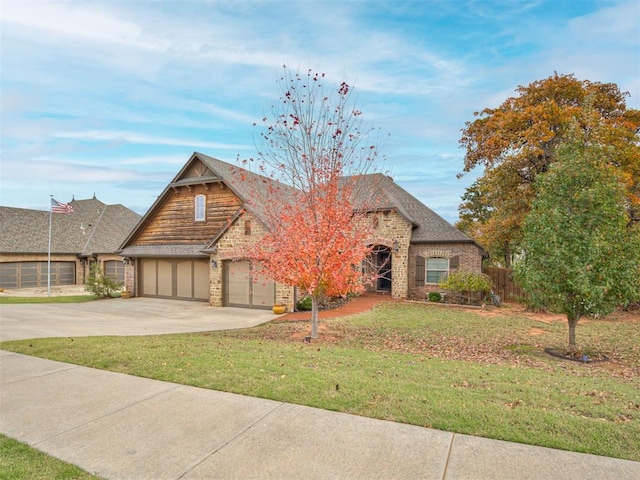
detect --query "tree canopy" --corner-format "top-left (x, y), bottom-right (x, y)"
top-left (516, 142), bottom-right (640, 347)
top-left (458, 73), bottom-right (640, 266)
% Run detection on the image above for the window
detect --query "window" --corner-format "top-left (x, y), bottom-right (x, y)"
top-left (426, 257), bottom-right (449, 284)
top-left (195, 195), bottom-right (206, 221)
top-left (244, 220), bottom-right (252, 235)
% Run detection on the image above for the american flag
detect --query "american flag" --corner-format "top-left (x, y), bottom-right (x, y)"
top-left (51, 198), bottom-right (74, 214)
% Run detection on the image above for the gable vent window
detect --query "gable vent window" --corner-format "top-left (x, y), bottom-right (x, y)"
top-left (195, 194), bottom-right (206, 221)
top-left (244, 220), bottom-right (252, 235)
top-left (426, 257), bottom-right (449, 284)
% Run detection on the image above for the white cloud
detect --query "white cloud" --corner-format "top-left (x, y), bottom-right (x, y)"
top-left (0, 0), bottom-right (167, 52)
top-left (52, 130), bottom-right (250, 151)
top-left (1, 0), bottom-right (637, 217)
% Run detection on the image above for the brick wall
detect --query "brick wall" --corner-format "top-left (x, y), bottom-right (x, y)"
top-left (408, 243), bottom-right (483, 299)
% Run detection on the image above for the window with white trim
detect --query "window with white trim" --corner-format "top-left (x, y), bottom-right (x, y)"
top-left (195, 194), bottom-right (206, 221)
top-left (426, 257), bottom-right (449, 284)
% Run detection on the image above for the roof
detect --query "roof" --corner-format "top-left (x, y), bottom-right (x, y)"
top-left (120, 153), bottom-right (474, 254)
top-left (0, 197), bottom-right (141, 255)
top-left (120, 152), bottom-right (296, 250)
top-left (349, 174), bottom-right (474, 243)
top-left (119, 245), bottom-right (208, 258)
top-left (194, 155), bottom-right (471, 243)
top-left (195, 152), bottom-right (297, 224)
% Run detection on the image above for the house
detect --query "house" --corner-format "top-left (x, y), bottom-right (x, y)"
top-left (119, 152), bottom-right (483, 309)
top-left (0, 196), bottom-right (141, 289)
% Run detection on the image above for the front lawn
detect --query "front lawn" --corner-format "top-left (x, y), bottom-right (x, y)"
top-left (0, 295), bottom-right (97, 304)
top-left (0, 434), bottom-right (100, 479)
top-left (1, 302), bottom-right (638, 461)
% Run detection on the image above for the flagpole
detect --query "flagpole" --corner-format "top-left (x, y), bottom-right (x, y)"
top-left (48, 195), bottom-right (53, 297)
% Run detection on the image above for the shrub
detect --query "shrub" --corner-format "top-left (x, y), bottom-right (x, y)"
top-left (428, 292), bottom-right (442, 303)
top-left (296, 296), bottom-right (313, 311)
top-left (438, 270), bottom-right (493, 305)
top-left (85, 264), bottom-right (122, 298)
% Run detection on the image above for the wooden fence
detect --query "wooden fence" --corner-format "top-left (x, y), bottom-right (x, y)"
top-left (482, 267), bottom-right (528, 303)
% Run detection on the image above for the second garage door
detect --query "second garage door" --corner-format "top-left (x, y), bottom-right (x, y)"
top-left (0, 261), bottom-right (76, 289)
top-left (223, 260), bottom-right (275, 309)
top-left (140, 258), bottom-right (209, 301)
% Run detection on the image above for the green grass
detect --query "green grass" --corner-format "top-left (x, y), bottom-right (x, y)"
top-left (0, 435), bottom-right (100, 479)
top-left (2, 302), bottom-right (639, 461)
top-left (0, 295), bottom-right (97, 304)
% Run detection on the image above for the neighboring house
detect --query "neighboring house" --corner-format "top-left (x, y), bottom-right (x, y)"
top-left (119, 152), bottom-right (484, 309)
top-left (0, 196), bottom-right (141, 289)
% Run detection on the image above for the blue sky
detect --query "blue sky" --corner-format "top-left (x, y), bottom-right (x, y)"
top-left (1, 0), bottom-right (639, 223)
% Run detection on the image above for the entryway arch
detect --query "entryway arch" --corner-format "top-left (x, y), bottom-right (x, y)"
top-left (368, 244), bottom-right (392, 293)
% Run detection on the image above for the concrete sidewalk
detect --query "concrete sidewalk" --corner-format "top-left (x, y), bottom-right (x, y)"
top-left (1, 351), bottom-right (638, 479)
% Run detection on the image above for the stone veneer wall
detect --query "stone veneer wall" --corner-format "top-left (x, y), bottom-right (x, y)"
top-left (208, 210), bottom-right (477, 306)
top-left (209, 209), bottom-right (414, 305)
top-left (361, 210), bottom-right (413, 298)
top-left (408, 243), bottom-right (483, 299)
top-left (124, 260), bottom-right (136, 295)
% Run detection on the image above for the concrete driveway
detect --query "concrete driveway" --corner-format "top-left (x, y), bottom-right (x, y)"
top-left (0, 298), bottom-right (277, 341)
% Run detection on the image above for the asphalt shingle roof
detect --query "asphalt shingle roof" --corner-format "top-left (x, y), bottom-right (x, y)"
top-left (120, 152), bottom-right (473, 254)
top-left (195, 154), bottom-right (470, 243)
top-left (348, 174), bottom-right (473, 243)
top-left (0, 197), bottom-right (141, 255)
top-left (119, 245), bottom-right (208, 257)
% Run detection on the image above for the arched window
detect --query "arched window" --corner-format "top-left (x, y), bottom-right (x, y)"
top-left (426, 257), bottom-right (449, 284)
top-left (195, 195), bottom-right (206, 221)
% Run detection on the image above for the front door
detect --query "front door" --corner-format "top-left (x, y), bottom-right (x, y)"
top-left (374, 247), bottom-right (392, 292)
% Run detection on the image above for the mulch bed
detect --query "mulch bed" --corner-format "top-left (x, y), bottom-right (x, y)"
top-left (545, 347), bottom-right (610, 364)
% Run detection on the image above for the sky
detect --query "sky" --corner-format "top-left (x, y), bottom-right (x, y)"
top-left (1, 0), bottom-right (639, 223)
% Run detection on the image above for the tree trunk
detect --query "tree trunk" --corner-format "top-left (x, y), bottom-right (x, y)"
top-left (311, 295), bottom-right (319, 339)
top-left (567, 313), bottom-right (581, 347)
top-left (504, 241), bottom-right (512, 268)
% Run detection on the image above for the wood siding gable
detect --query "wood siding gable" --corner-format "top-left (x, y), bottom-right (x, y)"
top-left (128, 159), bottom-right (243, 246)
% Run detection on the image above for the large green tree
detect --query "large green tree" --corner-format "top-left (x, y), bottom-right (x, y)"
top-left (516, 143), bottom-right (640, 347)
top-left (458, 73), bottom-right (640, 266)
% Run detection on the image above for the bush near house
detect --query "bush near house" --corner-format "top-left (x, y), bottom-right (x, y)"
top-left (438, 269), bottom-right (493, 305)
top-left (85, 264), bottom-right (122, 298)
top-left (296, 296), bottom-right (313, 311)
top-left (427, 292), bottom-right (442, 303)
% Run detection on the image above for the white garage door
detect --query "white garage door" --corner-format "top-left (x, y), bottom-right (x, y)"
top-left (140, 258), bottom-right (209, 301)
top-left (223, 260), bottom-right (275, 309)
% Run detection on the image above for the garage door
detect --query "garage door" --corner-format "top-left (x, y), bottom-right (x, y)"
top-left (0, 261), bottom-right (75, 289)
top-left (104, 260), bottom-right (125, 283)
top-left (223, 260), bottom-right (275, 309)
top-left (140, 258), bottom-right (209, 301)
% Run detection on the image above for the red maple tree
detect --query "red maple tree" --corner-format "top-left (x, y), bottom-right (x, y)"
top-left (241, 66), bottom-right (385, 338)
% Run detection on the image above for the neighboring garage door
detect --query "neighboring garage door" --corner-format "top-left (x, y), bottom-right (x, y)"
top-left (104, 260), bottom-right (125, 283)
top-left (0, 261), bottom-right (75, 289)
top-left (223, 260), bottom-right (275, 309)
top-left (140, 258), bottom-right (209, 301)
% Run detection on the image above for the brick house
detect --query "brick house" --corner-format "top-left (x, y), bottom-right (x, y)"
top-left (0, 196), bottom-right (141, 289)
top-left (119, 152), bottom-right (483, 310)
